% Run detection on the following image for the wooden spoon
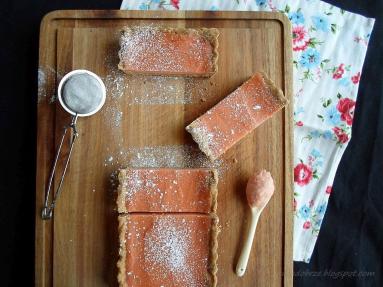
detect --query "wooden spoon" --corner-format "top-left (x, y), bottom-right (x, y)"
top-left (236, 170), bottom-right (275, 277)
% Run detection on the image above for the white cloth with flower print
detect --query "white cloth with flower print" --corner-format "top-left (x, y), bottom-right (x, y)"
top-left (120, 0), bottom-right (375, 263)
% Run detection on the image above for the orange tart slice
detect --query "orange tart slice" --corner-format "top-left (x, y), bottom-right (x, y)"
top-left (118, 213), bottom-right (218, 287)
top-left (117, 168), bottom-right (218, 213)
top-left (186, 72), bottom-right (288, 161)
top-left (118, 26), bottom-right (219, 77)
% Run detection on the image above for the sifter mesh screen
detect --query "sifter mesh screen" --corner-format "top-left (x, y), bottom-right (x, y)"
top-left (61, 73), bottom-right (104, 115)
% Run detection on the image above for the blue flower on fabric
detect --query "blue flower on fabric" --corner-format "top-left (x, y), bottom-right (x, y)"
top-left (289, 11), bottom-right (305, 25)
top-left (310, 149), bottom-right (322, 158)
top-left (314, 160), bottom-right (323, 167)
top-left (299, 205), bottom-right (311, 219)
top-left (295, 107), bottom-right (305, 115)
top-left (315, 203), bottom-right (327, 215)
top-left (310, 130), bottom-right (321, 138)
top-left (152, 0), bottom-right (160, 3)
top-left (255, 0), bottom-right (267, 6)
top-left (324, 106), bottom-right (341, 126)
top-left (323, 130), bottom-right (333, 140)
top-left (299, 48), bottom-right (321, 69)
top-left (339, 77), bottom-right (351, 87)
top-left (311, 15), bottom-right (330, 32)
top-left (139, 3), bottom-right (149, 10)
top-left (210, 5), bottom-right (218, 11)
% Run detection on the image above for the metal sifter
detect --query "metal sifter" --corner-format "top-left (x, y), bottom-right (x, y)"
top-left (41, 69), bottom-right (106, 220)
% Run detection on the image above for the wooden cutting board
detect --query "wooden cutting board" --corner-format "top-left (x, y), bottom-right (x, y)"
top-left (35, 10), bottom-right (293, 287)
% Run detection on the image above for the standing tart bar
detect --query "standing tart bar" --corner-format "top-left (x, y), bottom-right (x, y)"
top-left (186, 72), bottom-right (288, 161)
top-left (117, 168), bottom-right (219, 287)
top-left (118, 26), bottom-right (219, 77)
top-left (118, 214), bottom-right (218, 287)
top-left (117, 168), bottom-right (218, 213)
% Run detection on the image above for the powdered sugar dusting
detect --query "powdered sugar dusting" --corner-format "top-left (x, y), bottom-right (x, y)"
top-left (186, 123), bottom-right (216, 160)
top-left (105, 145), bottom-right (226, 172)
top-left (187, 87), bottom-right (257, 160)
top-left (104, 106), bottom-right (123, 128)
top-left (186, 73), bottom-right (287, 160)
top-left (123, 215), bottom-right (211, 287)
top-left (144, 217), bottom-right (192, 278)
top-left (99, 32), bottom-right (217, 130)
top-left (102, 53), bottom-right (126, 129)
top-left (124, 75), bottom-right (190, 104)
top-left (104, 62), bottom-right (126, 100)
top-left (104, 51), bottom-right (212, 106)
top-left (122, 169), bottom-right (159, 203)
top-left (120, 168), bottom-right (214, 212)
top-left (38, 68), bottom-right (46, 99)
top-left (119, 26), bottom-right (215, 75)
top-left (38, 66), bottom-right (64, 103)
top-left (107, 145), bottom-right (229, 194)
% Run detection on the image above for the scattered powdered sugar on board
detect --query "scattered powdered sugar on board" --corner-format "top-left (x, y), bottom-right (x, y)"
top-left (104, 105), bottom-right (124, 128)
top-left (38, 66), bottom-right (64, 103)
top-left (124, 75), bottom-right (190, 104)
top-left (123, 75), bottom-right (213, 105)
top-left (102, 52), bottom-right (127, 129)
top-left (37, 68), bottom-right (46, 97)
top-left (104, 144), bottom-right (226, 171)
top-left (100, 35), bottom-right (216, 132)
top-left (106, 145), bottom-right (230, 192)
top-left (105, 68), bottom-right (126, 100)
top-left (103, 51), bottom-right (212, 106)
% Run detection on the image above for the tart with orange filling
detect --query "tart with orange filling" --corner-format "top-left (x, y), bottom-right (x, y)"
top-left (186, 72), bottom-right (288, 161)
top-left (118, 214), bottom-right (218, 287)
top-left (118, 26), bottom-right (219, 77)
top-left (117, 168), bottom-right (218, 213)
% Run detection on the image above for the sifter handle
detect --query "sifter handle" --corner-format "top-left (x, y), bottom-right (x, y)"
top-left (41, 115), bottom-right (79, 220)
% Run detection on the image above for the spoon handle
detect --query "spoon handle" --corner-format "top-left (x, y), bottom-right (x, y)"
top-left (236, 207), bottom-right (262, 277)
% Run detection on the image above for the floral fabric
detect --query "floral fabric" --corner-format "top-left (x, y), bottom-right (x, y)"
top-left (120, 0), bottom-right (375, 262)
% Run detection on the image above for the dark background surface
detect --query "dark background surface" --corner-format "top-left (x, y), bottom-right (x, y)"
top-left (0, 0), bottom-right (382, 286)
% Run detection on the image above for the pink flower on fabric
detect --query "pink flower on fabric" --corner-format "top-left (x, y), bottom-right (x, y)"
top-left (171, 0), bottom-right (180, 9)
top-left (294, 163), bottom-right (313, 186)
top-left (296, 121), bottom-right (304, 126)
top-left (333, 127), bottom-right (349, 143)
top-left (337, 98), bottom-right (356, 125)
top-left (292, 26), bottom-right (310, 51)
top-left (333, 64), bottom-right (345, 79)
top-left (326, 186), bottom-right (332, 195)
top-left (309, 200), bottom-right (314, 208)
top-left (351, 72), bottom-right (361, 84)
top-left (303, 221), bottom-right (311, 229)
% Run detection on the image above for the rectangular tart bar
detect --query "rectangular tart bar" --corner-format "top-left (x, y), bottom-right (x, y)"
top-left (118, 214), bottom-right (218, 287)
top-left (118, 26), bottom-right (219, 77)
top-left (117, 168), bottom-right (218, 213)
top-left (186, 72), bottom-right (288, 161)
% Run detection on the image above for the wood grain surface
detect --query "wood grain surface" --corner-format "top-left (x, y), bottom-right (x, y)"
top-left (35, 10), bottom-right (293, 287)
